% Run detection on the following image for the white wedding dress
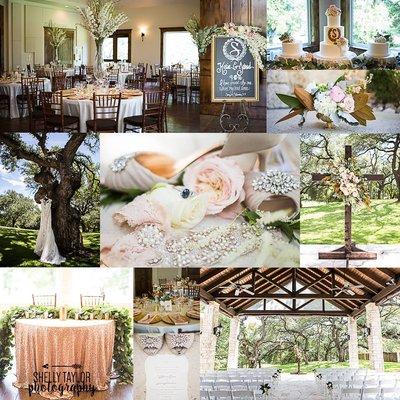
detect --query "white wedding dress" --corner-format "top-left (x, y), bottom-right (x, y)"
top-left (34, 199), bottom-right (65, 265)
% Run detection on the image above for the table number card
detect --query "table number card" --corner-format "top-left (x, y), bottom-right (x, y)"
top-left (145, 355), bottom-right (189, 400)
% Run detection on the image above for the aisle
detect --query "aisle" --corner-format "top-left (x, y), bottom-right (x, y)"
top-left (272, 374), bottom-right (325, 400)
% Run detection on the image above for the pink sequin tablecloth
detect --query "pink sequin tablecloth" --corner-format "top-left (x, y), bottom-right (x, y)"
top-left (14, 319), bottom-right (115, 399)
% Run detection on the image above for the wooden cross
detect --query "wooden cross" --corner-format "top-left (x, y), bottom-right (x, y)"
top-left (312, 145), bottom-right (384, 267)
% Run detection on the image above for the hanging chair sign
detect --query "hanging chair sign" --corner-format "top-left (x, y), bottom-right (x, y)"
top-left (211, 36), bottom-right (259, 102)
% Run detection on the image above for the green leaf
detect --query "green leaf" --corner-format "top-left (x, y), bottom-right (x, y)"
top-left (242, 209), bottom-right (261, 225)
top-left (100, 185), bottom-right (145, 207)
top-left (276, 93), bottom-right (303, 109)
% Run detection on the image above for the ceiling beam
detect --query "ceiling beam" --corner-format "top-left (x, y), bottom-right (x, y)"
top-left (200, 288), bottom-right (237, 317)
top-left (238, 310), bottom-right (349, 317)
top-left (216, 293), bottom-right (370, 300)
top-left (351, 279), bottom-right (400, 318)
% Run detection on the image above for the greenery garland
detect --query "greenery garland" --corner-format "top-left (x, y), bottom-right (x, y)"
top-left (185, 15), bottom-right (268, 69)
top-left (267, 54), bottom-right (399, 70)
top-left (0, 305), bottom-right (133, 384)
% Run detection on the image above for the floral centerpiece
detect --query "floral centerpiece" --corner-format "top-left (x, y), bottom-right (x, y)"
top-left (185, 16), bottom-right (267, 69)
top-left (78, 0), bottom-right (128, 77)
top-left (47, 21), bottom-right (67, 64)
top-left (276, 74), bottom-right (375, 128)
top-left (320, 158), bottom-right (371, 207)
top-left (374, 33), bottom-right (392, 44)
top-left (279, 32), bottom-right (294, 43)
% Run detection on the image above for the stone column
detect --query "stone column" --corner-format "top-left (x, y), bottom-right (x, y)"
top-left (200, 302), bottom-right (220, 374)
top-left (366, 303), bottom-right (385, 372)
top-left (347, 316), bottom-right (359, 368)
top-left (227, 316), bottom-right (240, 370)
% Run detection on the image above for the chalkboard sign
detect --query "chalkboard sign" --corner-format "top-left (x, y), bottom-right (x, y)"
top-left (211, 36), bottom-right (259, 103)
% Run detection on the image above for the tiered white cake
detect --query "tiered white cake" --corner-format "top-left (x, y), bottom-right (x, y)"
top-left (366, 34), bottom-right (392, 58)
top-left (314, 5), bottom-right (356, 62)
top-left (279, 33), bottom-right (305, 59)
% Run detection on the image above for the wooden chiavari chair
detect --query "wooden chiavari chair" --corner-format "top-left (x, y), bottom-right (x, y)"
top-left (25, 78), bottom-right (46, 132)
top-left (32, 294), bottom-right (57, 307)
top-left (80, 294), bottom-right (105, 307)
top-left (123, 90), bottom-right (164, 132)
top-left (189, 66), bottom-right (200, 104)
top-left (52, 71), bottom-right (67, 92)
top-left (0, 94), bottom-right (10, 119)
top-left (16, 76), bottom-right (38, 117)
top-left (86, 93), bottom-right (122, 133)
top-left (41, 91), bottom-right (80, 132)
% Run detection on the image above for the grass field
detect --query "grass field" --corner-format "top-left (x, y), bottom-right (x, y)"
top-left (301, 200), bottom-right (400, 244)
top-left (0, 226), bottom-right (99, 267)
top-left (267, 360), bottom-right (400, 373)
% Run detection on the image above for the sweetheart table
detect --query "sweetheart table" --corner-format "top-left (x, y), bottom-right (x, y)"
top-left (0, 78), bottom-right (51, 118)
top-left (13, 319), bottom-right (115, 399)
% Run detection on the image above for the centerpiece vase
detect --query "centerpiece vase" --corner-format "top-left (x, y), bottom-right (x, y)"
top-left (54, 47), bottom-right (59, 64)
top-left (95, 38), bottom-right (105, 80)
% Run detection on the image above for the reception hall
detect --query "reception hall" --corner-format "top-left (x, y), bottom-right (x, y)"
top-left (0, 268), bottom-right (133, 400)
top-left (0, 0), bottom-right (200, 133)
top-left (200, 267), bottom-right (400, 400)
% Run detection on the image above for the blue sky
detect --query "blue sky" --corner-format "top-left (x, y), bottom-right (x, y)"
top-left (0, 134), bottom-right (99, 199)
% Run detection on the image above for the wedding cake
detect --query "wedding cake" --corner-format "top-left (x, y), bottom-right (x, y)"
top-left (279, 32), bottom-right (305, 58)
top-left (366, 33), bottom-right (391, 58)
top-left (315, 5), bottom-right (356, 61)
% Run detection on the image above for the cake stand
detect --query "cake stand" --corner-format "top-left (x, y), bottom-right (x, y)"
top-left (275, 51), bottom-right (308, 60)
top-left (313, 51), bottom-right (357, 66)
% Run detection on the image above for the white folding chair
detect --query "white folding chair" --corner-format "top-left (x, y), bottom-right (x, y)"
top-left (200, 389), bottom-right (210, 400)
top-left (341, 388), bottom-right (363, 400)
top-left (231, 390), bottom-right (255, 400)
top-left (201, 382), bottom-right (214, 390)
top-left (361, 387), bottom-right (380, 400)
top-left (230, 381), bottom-right (248, 390)
top-left (208, 390), bottom-right (232, 400)
top-left (380, 388), bottom-right (400, 400)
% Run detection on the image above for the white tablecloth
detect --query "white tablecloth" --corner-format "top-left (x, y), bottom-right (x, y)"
top-left (63, 95), bottom-right (143, 132)
top-left (176, 73), bottom-right (191, 89)
top-left (0, 78), bottom-right (51, 118)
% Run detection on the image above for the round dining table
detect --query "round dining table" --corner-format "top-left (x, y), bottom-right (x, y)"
top-left (63, 91), bottom-right (143, 132)
top-left (0, 78), bottom-right (51, 118)
top-left (13, 318), bottom-right (115, 399)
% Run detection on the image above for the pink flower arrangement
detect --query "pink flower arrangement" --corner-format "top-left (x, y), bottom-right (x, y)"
top-left (183, 156), bottom-right (245, 216)
top-left (341, 95), bottom-right (355, 113)
top-left (330, 86), bottom-right (346, 102)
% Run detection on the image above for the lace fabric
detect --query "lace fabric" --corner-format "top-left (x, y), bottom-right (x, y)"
top-left (165, 333), bottom-right (195, 355)
top-left (135, 334), bottom-right (165, 356)
top-left (34, 199), bottom-right (65, 265)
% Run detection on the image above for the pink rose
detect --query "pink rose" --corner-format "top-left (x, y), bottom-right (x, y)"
top-left (330, 86), bottom-right (346, 103)
top-left (183, 156), bottom-right (245, 215)
top-left (340, 95), bottom-right (355, 113)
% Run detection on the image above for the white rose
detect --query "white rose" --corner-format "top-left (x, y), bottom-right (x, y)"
top-left (149, 184), bottom-right (209, 230)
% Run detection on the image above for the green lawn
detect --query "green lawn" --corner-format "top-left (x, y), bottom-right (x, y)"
top-left (0, 226), bottom-right (99, 267)
top-left (301, 200), bottom-right (400, 244)
top-left (267, 360), bottom-right (400, 373)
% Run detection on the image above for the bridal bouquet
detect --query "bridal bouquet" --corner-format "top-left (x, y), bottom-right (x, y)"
top-left (276, 74), bottom-right (376, 128)
top-left (320, 159), bottom-right (370, 207)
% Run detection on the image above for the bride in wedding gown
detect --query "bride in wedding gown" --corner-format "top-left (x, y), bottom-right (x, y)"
top-left (34, 198), bottom-right (65, 265)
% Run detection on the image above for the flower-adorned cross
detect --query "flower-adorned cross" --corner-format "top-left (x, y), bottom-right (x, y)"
top-left (312, 145), bottom-right (384, 267)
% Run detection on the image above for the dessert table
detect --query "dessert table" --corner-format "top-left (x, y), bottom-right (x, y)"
top-left (62, 89), bottom-right (143, 132)
top-left (13, 319), bottom-right (115, 399)
top-left (0, 78), bottom-right (51, 118)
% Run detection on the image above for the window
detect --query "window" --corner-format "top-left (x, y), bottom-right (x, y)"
top-left (161, 28), bottom-right (199, 69)
top-left (351, 0), bottom-right (400, 48)
top-left (103, 29), bottom-right (132, 63)
top-left (267, 0), bottom-right (311, 48)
